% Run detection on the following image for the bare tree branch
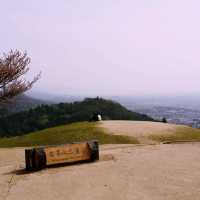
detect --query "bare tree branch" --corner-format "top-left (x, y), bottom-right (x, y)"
top-left (0, 50), bottom-right (41, 102)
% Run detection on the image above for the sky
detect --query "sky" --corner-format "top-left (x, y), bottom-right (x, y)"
top-left (0, 0), bottom-right (200, 97)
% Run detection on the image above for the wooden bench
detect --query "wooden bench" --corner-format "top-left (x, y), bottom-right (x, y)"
top-left (25, 140), bottom-right (99, 171)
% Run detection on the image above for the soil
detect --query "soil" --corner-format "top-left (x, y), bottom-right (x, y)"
top-left (98, 120), bottom-right (188, 144)
top-left (0, 143), bottom-right (200, 200)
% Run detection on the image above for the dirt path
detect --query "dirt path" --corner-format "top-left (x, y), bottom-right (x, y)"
top-left (98, 121), bottom-right (187, 144)
top-left (0, 143), bottom-right (200, 200)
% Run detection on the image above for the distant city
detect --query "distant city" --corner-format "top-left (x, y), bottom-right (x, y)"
top-left (132, 106), bottom-right (200, 128)
top-left (113, 95), bottom-right (200, 128)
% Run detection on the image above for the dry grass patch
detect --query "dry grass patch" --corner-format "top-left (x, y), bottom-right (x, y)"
top-left (149, 126), bottom-right (200, 143)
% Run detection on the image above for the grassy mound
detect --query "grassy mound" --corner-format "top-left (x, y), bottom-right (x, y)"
top-left (0, 97), bottom-right (154, 137)
top-left (149, 126), bottom-right (200, 143)
top-left (0, 122), bottom-right (139, 148)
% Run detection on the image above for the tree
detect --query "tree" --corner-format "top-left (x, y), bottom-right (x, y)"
top-left (162, 117), bottom-right (167, 123)
top-left (0, 50), bottom-right (41, 102)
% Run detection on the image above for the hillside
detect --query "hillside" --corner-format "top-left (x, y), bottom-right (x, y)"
top-left (0, 97), bottom-right (154, 137)
top-left (0, 120), bottom-right (200, 147)
top-left (1, 121), bottom-right (200, 200)
top-left (0, 122), bottom-right (138, 148)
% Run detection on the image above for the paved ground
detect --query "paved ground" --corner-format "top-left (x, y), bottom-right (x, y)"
top-left (98, 120), bottom-right (188, 144)
top-left (0, 143), bottom-right (200, 200)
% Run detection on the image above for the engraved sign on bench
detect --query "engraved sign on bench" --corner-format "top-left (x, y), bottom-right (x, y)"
top-left (25, 140), bottom-right (99, 171)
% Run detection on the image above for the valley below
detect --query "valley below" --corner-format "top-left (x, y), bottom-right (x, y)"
top-left (122, 103), bottom-right (200, 128)
top-left (134, 106), bottom-right (200, 128)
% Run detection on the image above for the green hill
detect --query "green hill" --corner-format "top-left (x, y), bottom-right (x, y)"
top-left (0, 122), bottom-right (139, 147)
top-left (0, 97), bottom-right (154, 137)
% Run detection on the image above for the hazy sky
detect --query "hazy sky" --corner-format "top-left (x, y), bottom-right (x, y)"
top-left (1, 0), bottom-right (200, 97)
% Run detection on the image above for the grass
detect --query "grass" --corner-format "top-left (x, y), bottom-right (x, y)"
top-left (149, 126), bottom-right (200, 143)
top-left (0, 122), bottom-right (139, 148)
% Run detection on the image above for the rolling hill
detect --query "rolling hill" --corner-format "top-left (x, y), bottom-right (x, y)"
top-left (0, 97), bottom-right (154, 137)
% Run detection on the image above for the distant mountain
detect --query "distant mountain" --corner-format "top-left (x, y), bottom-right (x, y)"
top-left (0, 97), bottom-right (154, 137)
top-left (0, 94), bottom-right (48, 116)
top-left (112, 95), bottom-right (200, 110)
top-left (28, 91), bottom-right (83, 103)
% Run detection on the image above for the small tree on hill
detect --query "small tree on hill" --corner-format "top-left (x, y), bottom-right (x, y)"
top-left (0, 50), bottom-right (41, 103)
top-left (162, 117), bottom-right (167, 123)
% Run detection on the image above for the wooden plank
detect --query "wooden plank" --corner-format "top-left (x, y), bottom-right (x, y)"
top-left (25, 140), bottom-right (99, 171)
